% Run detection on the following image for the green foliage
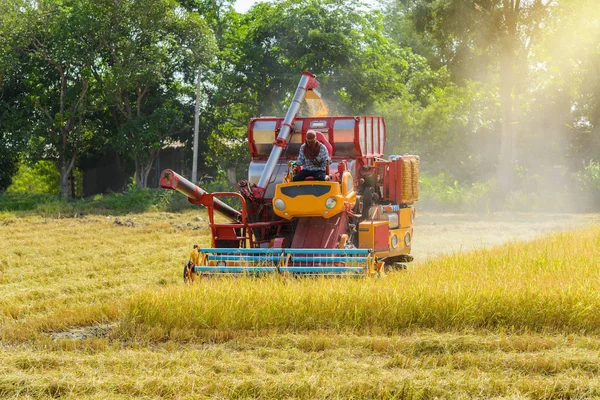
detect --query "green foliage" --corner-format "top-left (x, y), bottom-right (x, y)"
top-left (0, 186), bottom-right (199, 215)
top-left (574, 160), bottom-right (600, 211)
top-left (1, 0), bottom-right (599, 213)
top-left (8, 0), bottom-right (103, 198)
top-left (198, 0), bottom-right (424, 173)
top-left (0, 148), bottom-right (18, 192)
top-left (88, 0), bottom-right (217, 188)
top-left (0, 193), bottom-right (59, 212)
top-left (203, 178), bottom-right (241, 209)
top-left (419, 172), bottom-right (492, 212)
top-left (379, 81), bottom-right (500, 183)
top-left (157, 190), bottom-right (196, 213)
top-left (0, 83), bottom-right (28, 193)
top-left (576, 160), bottom-right (600, 190)
top-left (1, 0), bottom-right (217, 193)
top-left (7, 160), bottom-right (60, 195)
top-left (92, 188), bottom-right (165, 214)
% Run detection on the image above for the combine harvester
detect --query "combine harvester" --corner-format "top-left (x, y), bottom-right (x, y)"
top-left (160, 72), bottom-right (419, 279)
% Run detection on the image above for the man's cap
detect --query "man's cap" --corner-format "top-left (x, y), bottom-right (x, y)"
top-left (193, 244), bottom-right (198, 248)
top-left (306, 130), bottom-right (317, 140)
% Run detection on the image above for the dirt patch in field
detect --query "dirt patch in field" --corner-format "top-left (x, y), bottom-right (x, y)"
top-left (48, 324), bottom-right (115, 341)
top-left (412, 212), bottom-right (600, 261)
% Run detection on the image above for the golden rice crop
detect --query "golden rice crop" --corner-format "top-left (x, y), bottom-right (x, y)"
top-left (2, 213), bottom-right (600, 399)
top-left (123, 226), bottom-right (600, 336)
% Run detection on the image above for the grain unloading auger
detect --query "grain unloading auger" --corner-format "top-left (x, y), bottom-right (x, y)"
top-left (160, 72), bottom-right (419, 279)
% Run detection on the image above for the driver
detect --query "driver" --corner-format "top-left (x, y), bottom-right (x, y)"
top-left (293, 130), bottom-right (331, 181)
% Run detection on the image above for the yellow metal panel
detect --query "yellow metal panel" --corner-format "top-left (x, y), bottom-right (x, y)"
top-left (358, 222), bottom-right (373, 249)
top-left (388, 227), bottom-right (413, 256)
top-left (273, 181), bottom-right (342, 220)
top-left (358, 220), bottom-right (388, 250)
top-left (399, 208), bottom-right (412, 228)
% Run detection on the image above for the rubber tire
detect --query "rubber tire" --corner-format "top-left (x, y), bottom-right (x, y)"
top-left (183, 263), bottom-right (189, 283)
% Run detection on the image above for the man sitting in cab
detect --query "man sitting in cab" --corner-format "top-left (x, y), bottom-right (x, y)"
top-left (292, 130), bottom-right (332, 181)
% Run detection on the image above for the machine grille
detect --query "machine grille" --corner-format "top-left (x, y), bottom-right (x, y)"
top-left (280, 185), bottom-right (331, 198)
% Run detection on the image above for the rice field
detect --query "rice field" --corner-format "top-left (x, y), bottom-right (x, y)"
top-left (1, 211), bottom-right (599, 399)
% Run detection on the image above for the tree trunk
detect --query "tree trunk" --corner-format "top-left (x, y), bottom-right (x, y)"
top-left (59, 164), bottom-right (70, 199)
top-left (59, 155), bottom-right (76, 199)
top-left (58, 130), bottom-right (77, 199)
top-left (498, 61), bottom-right (516, 192)
top-left (134, 157), bottom-right (145, 189)
top-left (497, 3), bottom-right (520, 192)
top-left (135, 149), bottom-right (159, 189)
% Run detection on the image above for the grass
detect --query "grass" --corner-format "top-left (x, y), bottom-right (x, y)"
top-left (0, 188), bottom-right (197, 215)
top-left (0, 211), bottom-right (599, 398)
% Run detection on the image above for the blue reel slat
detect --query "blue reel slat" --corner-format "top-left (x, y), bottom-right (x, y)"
top-left (284, 248), bottom-right (370, 255)
top-left (194, 266), bottom-right (278, 273)
top-left (193, 266), bottom-right (364, 274)
top-left (210, 255), bottom-right (282, 262)
top-left (200, 248), bottom-right (370, 256)
top-left (194, 247), bottom-right (374, 276)
top-left (281, 266), bottom-right (364, 273)
top-left (199, 248), bottom-right (284, 255)
top-left (290, 256), bottom-right (368, 263)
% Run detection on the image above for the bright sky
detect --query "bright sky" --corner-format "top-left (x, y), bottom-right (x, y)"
top-left (234, 0), bottom-right (265, 13)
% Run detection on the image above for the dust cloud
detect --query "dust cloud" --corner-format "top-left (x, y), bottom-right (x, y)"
top-left (412, 212), bottom-right (600, 261)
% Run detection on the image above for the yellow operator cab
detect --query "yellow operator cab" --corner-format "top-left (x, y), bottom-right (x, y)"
top-left (272, 170), bottom-right (356, 220)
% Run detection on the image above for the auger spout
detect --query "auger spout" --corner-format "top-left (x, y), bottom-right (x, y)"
top-left (253, 72), bottom-right (321, 199)
top-left (160, 169), bottom-right (242, 222)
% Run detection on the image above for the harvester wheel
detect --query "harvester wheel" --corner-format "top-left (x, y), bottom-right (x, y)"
top-left (183, 262), bottom-right (197, 283)
top-left (183, 263), bottom-right (190, 283)
top-left (384, 262), bottom-right (407, 272)
top-left (395, 255), bottom-right (414, 263)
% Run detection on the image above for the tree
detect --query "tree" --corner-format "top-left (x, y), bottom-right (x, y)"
top-left (0, 8), bottom-right (28, 192)
top-left (230, 0), bottom-right (394, 114)
top-left (387, 0), bottom-right (554, 190)
top-left (542, 0), bottom-right (600, 166)
top-left (377, 81), bottom-right (501, 182)
top-left (192, 0), bottom-right (447, 175)
top-left (1, 0), bottom-right (99, 198)
top-left (0, 78), bottom-right (28, 191)
top-left (88, 0), bottom-right (216, 188)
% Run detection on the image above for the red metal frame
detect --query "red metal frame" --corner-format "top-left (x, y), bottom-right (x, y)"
top-left (374, 156), bottom-right (419, 204)
top-left (202, 192), bottom-right (287, 248)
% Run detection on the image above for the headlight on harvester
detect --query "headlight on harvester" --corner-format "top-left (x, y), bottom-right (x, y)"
top-left (325, 197), bottom-right (337, 209)
top-left (274, 198), bottom-right (286, 211)
top-left (391, 234), bottom-right (399, 248)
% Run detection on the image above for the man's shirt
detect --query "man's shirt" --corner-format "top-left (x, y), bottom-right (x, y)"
top-left (297, 143), bottom-right (331, 171)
